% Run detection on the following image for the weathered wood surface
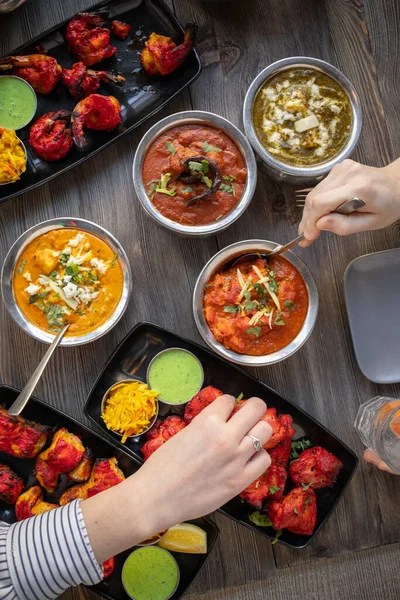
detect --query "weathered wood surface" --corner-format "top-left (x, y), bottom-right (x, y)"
top-left (1, 0), bottom-right (400, 598)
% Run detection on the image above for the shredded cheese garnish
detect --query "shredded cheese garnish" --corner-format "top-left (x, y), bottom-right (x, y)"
top-left (269, 308), bottom-right (275, 329)
top-left (101, 381), bottom-right (158, 444)
top-left (251, 265), bottom-right (281, 312)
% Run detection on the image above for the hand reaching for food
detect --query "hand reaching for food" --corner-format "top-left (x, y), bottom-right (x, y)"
top-left (298, 157), bottom-right (400, 246)
top-left (82, 394), bottom-right (272, 564)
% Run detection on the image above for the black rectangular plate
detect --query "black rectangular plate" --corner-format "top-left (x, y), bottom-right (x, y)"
top-left (0, 0), bottom-right (201, 203)
top-left (85, 322), bottom-right (358, 550)
top-left (0, 385), bottom-right (218, 600)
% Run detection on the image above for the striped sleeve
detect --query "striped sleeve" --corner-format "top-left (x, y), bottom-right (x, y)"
top-left (1, 500), bottom-right (103, 600)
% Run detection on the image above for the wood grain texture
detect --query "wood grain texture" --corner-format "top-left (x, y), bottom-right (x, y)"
top-left (0, 0), bottom-right (399, 599)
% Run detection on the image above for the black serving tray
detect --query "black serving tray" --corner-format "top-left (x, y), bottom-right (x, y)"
top-left (85, 322), bottom-right (358, 549)
top-left (0, 0), bottom-right (201, 203)
top-left (0, 385), bottom-right (219, 600)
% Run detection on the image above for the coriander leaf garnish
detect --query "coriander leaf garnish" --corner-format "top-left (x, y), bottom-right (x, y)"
top-left (268, 278), bottom-right (278, 293)
top-left (65, 264), bottom-right (79, 277)
top-left (253, 282), bottom-right (266, 296)
top-left (248, 511), bottom-right (273, 527)
top-left (301, 482), bottom-right (312, 491)
top-left (182, 186), bottom-right (193, 194)
top-left (148, 183), bottom-right (158, 196)
top-left (201, 175), bottom-right (213, 188)
top-left (246, 325), bottom-right (262, 337)
top-left (269, 271), bottom-right (276, 278)
top-left (45, 303), bottom-right (65, 330)
top-left (244, 300), bottom-right (258, 312)
top-left (290, 439), bottom-right (312, 460)
top-left (236, 392), bottom-right (244, 402)
top-left (165, 141), bottom-right (177, 155)
top-left (224, 305), bottom-right (239, 313)
top-left (17, 259), bottom-right (26, 274)
top-left (293, 507), bottom-right (299, 515)
top-left (155, 186), bottom-right (176, 196)
top-left (284, 300), bottom-right (295, 310)
top-left (271, 529), bottom-right (282, 545)
top-left (188, 160), bottom-right (204, 172)
top-left (59, 253), bottom-right (69, 266)
top-left (269, 486), bottom-right (280, 495)
top-left (215, 214), bottom-right (223, 221)
top-left (201, 160), bottom-right (209, 174)
top-left (223, 174), bottom-right (236, 182)
top-left (304, 497), bottom-right (313, 504)
top-left (29, 291), bottom-right (49, 305)
top-left (219, 183), bottom-right (235, 195)
top-left (203, 141), bottom-right (222, 153)
top-left (111, 252), bottom-right (119, 268)
top-left (274, 316), bottom-right (285, 326)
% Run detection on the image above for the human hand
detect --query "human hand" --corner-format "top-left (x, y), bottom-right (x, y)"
top-left (298, 158), bottom-right (400, 247)
top-left (363, 449), bottom-right (398, 475)
top-left (83, 394), bottom-right (272, 563)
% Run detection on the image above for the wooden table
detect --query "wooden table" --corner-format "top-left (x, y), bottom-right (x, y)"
top-left (1, 0), bottom-right (400, 598)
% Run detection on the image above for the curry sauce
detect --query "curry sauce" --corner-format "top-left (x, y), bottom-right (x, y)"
top-left (13, 228), bottom-right (123, 337)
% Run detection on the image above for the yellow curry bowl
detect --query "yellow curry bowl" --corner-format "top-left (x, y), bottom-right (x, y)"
top-left (1, 217), bottom-right (132, 346)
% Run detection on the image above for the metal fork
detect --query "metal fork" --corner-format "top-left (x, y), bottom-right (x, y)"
top-left (295, 187), bottom-right (313, 208)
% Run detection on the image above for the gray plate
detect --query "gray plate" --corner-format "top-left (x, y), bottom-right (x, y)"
top-left (344, 248), bottom-right (400, 384)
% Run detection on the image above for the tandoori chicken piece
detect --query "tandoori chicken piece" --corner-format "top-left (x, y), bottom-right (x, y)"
top-left (289, 446), bottom-right (343, 490)
top-left (35, 428), bottom-right (85, 493)
top-left (29, 110), bottom-right (73, 161)
top-left (232, 402), bottom-right (295, 450)
top-left (59, 457), bottom-right (125, 506)
top-left (68, 448), bottom-right (94, 482)
top-left (15, 486), bottom-right (58, 521)
top-left (71, 93), bottom-right (121, 149)
top-left (0, 54), bottom-right (62, 94)
top-left (66, 12), bottom-right (117, 66)
top-left (141, 23), bottom-right (197, 76)
top-left (240, 464), bottom-right (287, 509)
top-left (0, 407), bottom-right (50, 459)
top-left (102, 557), bottom-right (115, 579)
top-left (62, 61), bottom-right (125, 99)
top-left (0, 464), bottom-right (24, 504)
top-left (267, 487), bottom-right (317, 536)
top-left (268, 436), bottom-right (292, 468)
top-left (183, 386), bottom-right (223, 424)
top-left (111, 20), bottom-right (131, 40)
top-left (141, 416), bottom-right (186, 461)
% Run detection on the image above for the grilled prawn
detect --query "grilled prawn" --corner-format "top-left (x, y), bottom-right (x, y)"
top-left (66, 11), bottom-right (117, 66)
top-left (62, 61), bottom-right (125, 99)
top-left (0, 54), bottom-right (62, 94)
top-left (29, 110), bottom-right (73, 161)
top-left (71, 93), bottom-right (121, 149)
top-left (141, 23), bottom-right (197, 76)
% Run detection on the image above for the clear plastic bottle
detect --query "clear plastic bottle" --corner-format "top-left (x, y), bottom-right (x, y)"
top-left (355, 397), bottom-right (400, 474)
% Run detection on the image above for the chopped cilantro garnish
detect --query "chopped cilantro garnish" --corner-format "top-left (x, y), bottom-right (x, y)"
top-left (274, 316), bottom-right (285, 326)
top-left (271, 529), bottom-right (283, 545)
top-left (236, 392), bottom-right (244, 402)
top-left (155, 186), bottom-right (176, 196)
top-left (294, 507), bottom-right (299, 515)
top-left (219, 183), bottom-right (235, 195)
top-left (165, 141), bottom-right (177, 155)
top-left (182, 186), bottom-right (193, 194)
top-left (246, 326), bottom-right (262, 337)
top-left (65, 264), bottom-right (79, 277)
top-left (45, 303), bottom-right (65, 330)
top-left (201, 175), bottom-right (213, 188)
top-left (244, 300), bottom-right (258, 312)
top-left (290, 439), bottom-right (312, 460)
top-left (269, 271), bottom-right (276, 278)
top-left (304, 496), bottom-right (313, 504)
top-left (301, 482), bottom-right (313, 491)
top-left (17, 259), bottom-right (26, 274)
top-left (215, 214), bottom-right (223, 221)
top-left (248, 511), bottom-right (273, 527)
top-left (268, 278), bottom-right (278, 293)
top-left (59, 253), bottom-right (69, 266)
top-left (269, 486), bottom-right (280, 495)
top-left (201, 160), bottom-right (209, 174)
top-left (28, 291), bottom-right (49, 305)
top-left (253, 282), bottom-right (266, 296)
top-left (203, 141), bottom-right (222, 152)
top-left (224, 305), bottom-right (238, 313)
top-left (223, 174), bottom-right (236, 182)
top-left (284, 300), bottom-right (295, 310)
top-left (188, 160), bottom-right (204, 172)
top-left (111, 252), bottom-right (119, 268)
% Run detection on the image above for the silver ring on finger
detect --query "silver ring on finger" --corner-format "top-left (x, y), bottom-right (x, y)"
top-left (246, 434), bottom-right (263, 452)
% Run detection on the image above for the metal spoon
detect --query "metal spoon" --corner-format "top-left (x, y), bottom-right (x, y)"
top-left (7, 323), bottom-right (70, 416)
top-left (231, 197), bottom-right (366, 266)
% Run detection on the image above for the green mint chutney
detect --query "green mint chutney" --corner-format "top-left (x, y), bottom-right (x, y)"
top-left (122, 547), bottom-right (180, 600)
top-left (0, 76), bottom-right (37, 130)
top-left (148, 348), bottom-right (203, 405)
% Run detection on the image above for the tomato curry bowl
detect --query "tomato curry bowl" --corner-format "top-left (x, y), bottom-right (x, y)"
top-left (142, 123), bottom-right (247, 226)
top-left (193, 240), bottom-right (318, 366)
top-left (133, 111), bottom-right (257, 237)
top-left (204, 256), bottom-right (308, 356)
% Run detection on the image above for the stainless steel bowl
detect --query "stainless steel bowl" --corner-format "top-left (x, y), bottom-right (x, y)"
top-left (243, 57), bottom-right (363, 184)
top-left (132, 110), bottom-right (257, 237)
top-left (146, 347), bottom-right (204, 405)
top-left (0, 136), bottom-right (27, 187)
top-left (193, 240), bottom-right (319, 366)
top-left (101, 378), bottom-right (159, 439)
top-left (1, 217), bottom-right (132, 346)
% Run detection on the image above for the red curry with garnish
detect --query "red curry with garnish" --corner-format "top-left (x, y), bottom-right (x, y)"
top-left (203, 256), bottom-right (308, 355)
top-left (142, 124), bottom-right (247, 226)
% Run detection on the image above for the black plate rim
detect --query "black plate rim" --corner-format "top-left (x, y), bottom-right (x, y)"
top-left (83, 320), bottom-right (359, 550)
top-left (0, 383), bottom-right (219, 600)
top-left (0, 0), bottom-right (202, 204)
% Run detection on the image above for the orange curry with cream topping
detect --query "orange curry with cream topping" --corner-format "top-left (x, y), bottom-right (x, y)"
top-left (142, 124), bottom-right (247, 226)
top-left (203, 256), bottom-right (308, 355)
top-left (13, 228), bottom-right (123, 337)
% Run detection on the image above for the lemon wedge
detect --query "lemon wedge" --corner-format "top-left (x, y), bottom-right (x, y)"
top-left (158, 523), bottom-right (207, 554)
